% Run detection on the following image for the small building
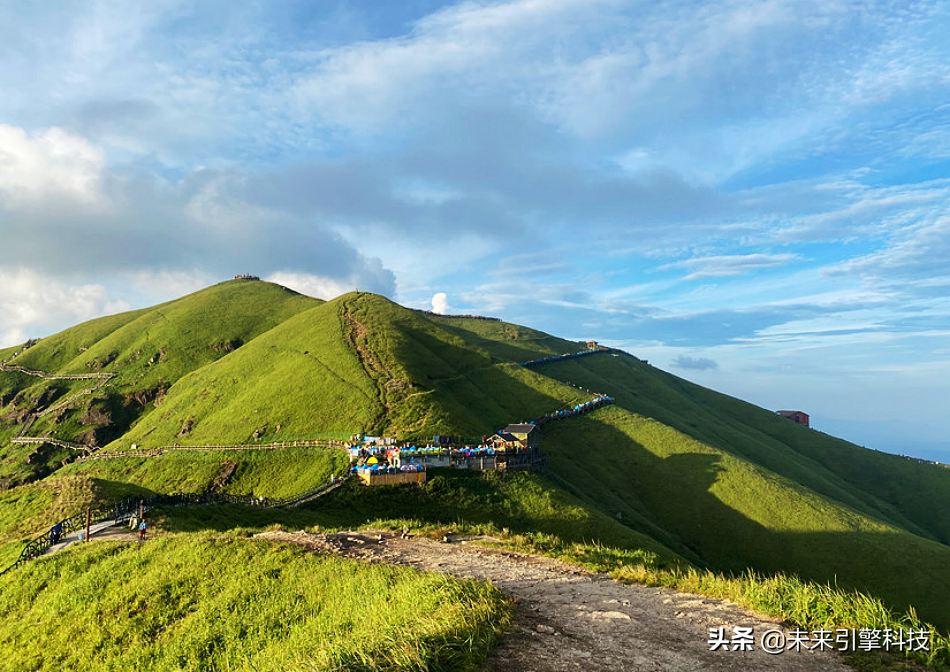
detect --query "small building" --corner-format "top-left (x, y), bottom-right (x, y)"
top-left (487, 432), bottom-right (519, 452)
top-left (501, 424), bottom-right (540, 451)
top-left (357, 470), bottom-right (427, 486)
top-left (777, 410), bottom-right (810, 428)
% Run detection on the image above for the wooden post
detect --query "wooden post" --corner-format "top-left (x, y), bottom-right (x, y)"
top-left (85, 508), bottom-right (91, 542)
top-left (139, 499), bottom-right (144, 521)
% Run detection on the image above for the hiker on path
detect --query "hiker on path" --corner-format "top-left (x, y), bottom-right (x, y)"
top-left (49, 522), bottom-right (63, 544)
top-left (138, 519), bottom-right (147, 541)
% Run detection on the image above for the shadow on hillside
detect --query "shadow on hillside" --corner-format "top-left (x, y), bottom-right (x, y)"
top-left (540, 353), bottom-right (950, 550)
top-left (152, 503), bottom-right (329, 534)
top-left (542, 412), bottom-right (950, 633)
top-left (428, 319), bottom-right (575, 364)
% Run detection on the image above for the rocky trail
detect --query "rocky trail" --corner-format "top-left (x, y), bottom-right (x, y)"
top-left (256, 530), bottom-right (854, 671)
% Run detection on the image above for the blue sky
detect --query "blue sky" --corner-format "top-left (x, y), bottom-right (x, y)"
top-left (1, 0), bottom-right (948, 460)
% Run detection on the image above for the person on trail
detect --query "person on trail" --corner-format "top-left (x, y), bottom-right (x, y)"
top-left (138, 519), bottom-right (147, 541)
top-left (49, 522), bottom-right (63, 544)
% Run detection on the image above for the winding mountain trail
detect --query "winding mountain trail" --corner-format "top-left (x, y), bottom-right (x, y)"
top-left (1, 353), bottom-right (116, 450)
top-left (257, 530), bottom-right (852, 671)
top-left (340, 298), bottom-right (391, 430)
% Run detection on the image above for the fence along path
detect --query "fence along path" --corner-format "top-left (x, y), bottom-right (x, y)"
top-left (530, 393), bottom-right (614, 429)
top-left (516, 348), bottom-right (620, 427)
top-left (11, 436), bottom-right (97, 452)
top-left (79, 439), bottom-right (345, 461)
top-left (2, 347), bottom-right (623, 575)
top-left (2, 348), bottom-right (117, 450)
top-left (518, 346), bottom-right (618, 368)
top-left (0, 361), bottom-right (115, 381)
top-left (0, 474), bottom-right (354, 576)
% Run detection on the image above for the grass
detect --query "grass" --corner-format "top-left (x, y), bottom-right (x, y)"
top-left (4, 283), bottom-right (950, 668)
top-left (421, 311), bottom-right (581, 363)
top-left (540, 407), bottom-right (950, 632)
top-left (0, 475), bottom-right (126, 539)
top-left (60, 447), bottom-right (349, 500)
top-left (128, 469), bottom-right (685, 570)
top-left (537, 353), bottom-right (950, 545)
top-left (146, 471), bottom-right (950, 671)
top-left (4, 464), bottom-right (948, 670)
top-left (318, 470), bottom-right (686, 566)
top-left (107, 295), bottom-right (379, 447)
top-left (0, 447), bottom-right (347, 569)
top-left (0, 533), bottom-right (513, 672)
top-left (9, 280), bottom-right (318, 385)
top-left (610, 565), bottom-right (950, 671)
top-left (1, 280), bottom-right (319, 453)
top-left (101, 292), bottom-right (593, 448)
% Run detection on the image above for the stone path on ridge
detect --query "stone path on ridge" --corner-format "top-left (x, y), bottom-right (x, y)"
top-left (256, 529), bottom-right (854, 672)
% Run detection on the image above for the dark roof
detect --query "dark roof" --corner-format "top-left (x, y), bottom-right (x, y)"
top-left (495, 432), bottom-right (520, 442)
top-left (503, 424), bottom-right (537, 435)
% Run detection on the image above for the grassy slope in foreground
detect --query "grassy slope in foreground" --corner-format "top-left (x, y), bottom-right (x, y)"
top-left (0, 534), bottom-right (512, 672)
top-left (147, 475), bottom-right (950, 670)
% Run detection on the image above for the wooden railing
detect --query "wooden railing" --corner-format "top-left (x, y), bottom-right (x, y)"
top-left (518, 347), bottom-right (617, 368)
top-left (79, 439), bottom-right (345, 461)
top-left (0, 361), bottom-right (114, 381)
top-left (11, 436), bottom-right (97, 452)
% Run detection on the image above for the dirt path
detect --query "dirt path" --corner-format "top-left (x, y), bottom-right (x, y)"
top-left (257, 530), bottom-right (852, 671)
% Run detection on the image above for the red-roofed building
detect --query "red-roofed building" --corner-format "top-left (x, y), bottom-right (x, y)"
top-left (777, 410), bottom-right (809, 427)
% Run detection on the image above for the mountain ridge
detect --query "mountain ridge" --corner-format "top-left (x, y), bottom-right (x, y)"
top-left (1, 278), bottom-right (949, 635)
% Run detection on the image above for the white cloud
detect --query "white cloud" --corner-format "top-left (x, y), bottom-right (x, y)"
top-left (292, 0), bottom-right (607, 133)
top-left (671, 354), bottom-right (719, 371)
top-left (660, 253), bottom-right (801, 279)
top-left (431, 292), bottom-right (449, 314)
top-left (128, 269), bottom-right (215, 304)
top-left (265, 271), bottom-right (362, 300)
top-left (0, 267), bottom-right (128, 348)
top-left (0, 124), bottom-right (106, 208)
top-left (827, 215), bottom-right (950, 287)
top-left (0, 124), bottom-right (398, 297)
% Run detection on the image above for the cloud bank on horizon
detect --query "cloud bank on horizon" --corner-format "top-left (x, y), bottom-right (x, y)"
top-left (1, 0), bottom-right (948, 459)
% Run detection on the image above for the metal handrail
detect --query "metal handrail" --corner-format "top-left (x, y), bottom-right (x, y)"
top-left (0, 475), bottom-right (353, 577)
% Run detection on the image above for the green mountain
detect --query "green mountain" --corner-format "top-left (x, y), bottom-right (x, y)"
top-left (2, 278), bottom-right (950, 644)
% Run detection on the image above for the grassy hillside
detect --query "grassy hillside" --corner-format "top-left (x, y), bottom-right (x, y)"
top-left (541, 407), bottom-right (950, 630)
top-left (107, 293), bottom-right (594, 448)
top-left (0, 533), bottom-right (512, 672)
top-left (532, 353), bottom-right (950, 547)
top-left (111, 300), bottom-right (378, 447)
top-left (420, 312), bottom-right (581, 362)
top-left (3, 281), bottom-right (950, 652)
top-left (7, 280), bottom-right (318, 383)
top-left (64, 448), bottom-right (348, 500)
top-left (0, 281), bottom-right (319, 479)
